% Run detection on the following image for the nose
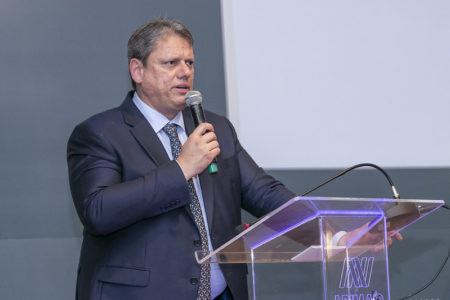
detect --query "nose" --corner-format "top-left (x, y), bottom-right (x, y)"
top-left (177, 61), bottom-right (193, 79)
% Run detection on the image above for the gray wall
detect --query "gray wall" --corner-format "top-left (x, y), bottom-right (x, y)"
top-left (0, 1), bottom-right (225, 299)
top-left (0, 1), bottom-right (448, 299)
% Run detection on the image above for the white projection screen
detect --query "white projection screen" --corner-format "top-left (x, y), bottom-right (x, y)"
top-left (221, 0), bottom-right (450, 169)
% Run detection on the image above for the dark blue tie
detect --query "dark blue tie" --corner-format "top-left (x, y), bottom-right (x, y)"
top-left (162, 123), bottom-right (211, 300)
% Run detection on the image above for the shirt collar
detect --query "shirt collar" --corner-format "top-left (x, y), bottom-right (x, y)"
top-left (132, 92), bottom-right (185, 133)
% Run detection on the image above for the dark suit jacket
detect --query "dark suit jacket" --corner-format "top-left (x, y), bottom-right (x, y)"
top-left (67, 91), bottom-right (296, 300)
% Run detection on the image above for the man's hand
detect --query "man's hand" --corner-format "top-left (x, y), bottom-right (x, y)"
top-left (177, 123), bottom-right (220, 180)
top-left (338, 222), bottom-right (403, 251)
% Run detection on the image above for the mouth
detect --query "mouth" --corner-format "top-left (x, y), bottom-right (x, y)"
top-left (174, 85), bottom-right (190, 94)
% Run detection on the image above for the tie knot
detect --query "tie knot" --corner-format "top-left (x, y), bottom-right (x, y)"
top-left (162, 123), bottom-right (178, 137)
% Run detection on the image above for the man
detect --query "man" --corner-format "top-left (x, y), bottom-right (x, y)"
top-left (67, 18), bottom-right (295, 300)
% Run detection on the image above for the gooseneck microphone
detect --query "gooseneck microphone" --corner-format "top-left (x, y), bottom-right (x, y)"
top-left (235, 163), bottom-right (403, 233)
top-left (301, 163), bottom-right (400, 199)
top-left (185, 90), bottom-right (218, 174)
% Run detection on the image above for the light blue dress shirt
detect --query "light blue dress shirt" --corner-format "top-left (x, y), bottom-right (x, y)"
top-left (133, 93), bottom-right (227, 299)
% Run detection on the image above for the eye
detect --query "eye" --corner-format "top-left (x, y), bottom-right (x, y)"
top-left (186, 60), bottom-right (194, 66)
top-left (166, 61), bottom-right (175, 65)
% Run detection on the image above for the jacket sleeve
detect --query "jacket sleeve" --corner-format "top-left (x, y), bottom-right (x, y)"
top-left (223, 118), bottom-right (297, 217)
top-left (67, 120), bottom-right (191, 236)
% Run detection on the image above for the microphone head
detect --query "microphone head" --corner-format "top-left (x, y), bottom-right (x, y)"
top-left (185, 90), bottom-right (202, 106)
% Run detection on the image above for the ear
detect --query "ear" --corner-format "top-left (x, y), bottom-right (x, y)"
top-left (129, 58), bottom-right (144, 85)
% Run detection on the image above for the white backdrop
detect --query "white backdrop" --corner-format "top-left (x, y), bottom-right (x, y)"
top-left (221, 0), bottom-right (450, 169)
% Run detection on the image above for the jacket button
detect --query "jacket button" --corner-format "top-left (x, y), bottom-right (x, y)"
top-left (193, 240), bottom-right (201, 247)
top-left (190, 277), bottom-right (199, 285)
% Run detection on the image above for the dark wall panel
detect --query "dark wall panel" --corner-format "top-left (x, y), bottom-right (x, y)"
top-left (0, 1), bottom-right (225, 299)
top-left (0, 0), bottom-right (448, 299)
top-left (0, 0), bottom-right (226, 240)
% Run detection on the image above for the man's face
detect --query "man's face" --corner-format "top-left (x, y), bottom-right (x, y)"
top-left (131, 34), bottom-right (194, 119)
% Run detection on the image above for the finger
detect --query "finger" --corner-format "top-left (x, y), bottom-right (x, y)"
top-left (394, 232), bottom-right (403, 241)
top-left (209, 147), bottom-right (220, 157)
top-left (387, 237), bottom-right (393, 248)
top-left (201, 131), bottom-right (218, 143)
top-left (388, 231), bottom-right (403, 241)
top-left (206, 141), bottom-right (220, 152)
top-left (193, 123), bottom-right (214, 136)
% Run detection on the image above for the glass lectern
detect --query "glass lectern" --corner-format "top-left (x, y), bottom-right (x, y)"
top-left (195, 197), bottom-right (444, 300)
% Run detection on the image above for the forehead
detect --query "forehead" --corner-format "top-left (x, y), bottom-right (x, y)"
top-left (152, 34), bottom-right (194, 55)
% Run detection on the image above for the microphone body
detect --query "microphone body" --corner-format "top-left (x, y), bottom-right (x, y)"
top-left (185, 90), bottom-right (218, 174)
top-left (189, 103), bottom-right (207, 125)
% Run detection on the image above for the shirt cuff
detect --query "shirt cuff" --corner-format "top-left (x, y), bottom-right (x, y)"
top-left (331, 231), bottom-right (347, 246)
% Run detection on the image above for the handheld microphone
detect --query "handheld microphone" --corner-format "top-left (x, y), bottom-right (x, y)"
top-left (185, 90), bottom-right (218, 174)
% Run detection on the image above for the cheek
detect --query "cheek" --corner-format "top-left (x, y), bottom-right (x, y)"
top-left (156, 72), bottom-right (175, 88)
top-left (146, 76), bottom-right (169, 95)
top-left (160, 76), bottom-right (172, 88)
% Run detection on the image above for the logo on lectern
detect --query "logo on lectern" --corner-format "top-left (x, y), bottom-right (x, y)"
top-left (333, 256), bottom-right (384, 300)
top-left (339, 256), bottom-right (374, 288)
top-left (334, 293), bottom-right (383, 300)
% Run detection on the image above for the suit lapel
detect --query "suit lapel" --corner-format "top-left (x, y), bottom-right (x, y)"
top-left (183, 109), bottom-right (216, 231)
top-left (120, 93), bottom-right (170, 166)
top-left (120, 96), bottom-right (215, 231)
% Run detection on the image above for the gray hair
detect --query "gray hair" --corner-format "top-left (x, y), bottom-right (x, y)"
top-left (127, 18), bottom-right (194, 89)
